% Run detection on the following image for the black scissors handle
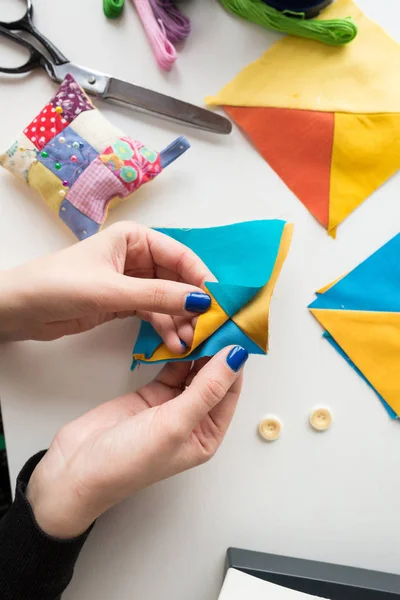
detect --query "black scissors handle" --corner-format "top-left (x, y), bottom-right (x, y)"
top-left (0, 25), bottom-right (46, 74)
top-left (0, 0), bottom-right (68, 69)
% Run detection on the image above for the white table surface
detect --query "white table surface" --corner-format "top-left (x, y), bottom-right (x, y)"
top-left (1, 1), bottom-right (400, 598)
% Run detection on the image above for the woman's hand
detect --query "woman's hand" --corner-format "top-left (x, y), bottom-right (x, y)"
top-left (26, 346), bottom-right (248, 538)
top-left (0, 222), bottom-right (214, 354)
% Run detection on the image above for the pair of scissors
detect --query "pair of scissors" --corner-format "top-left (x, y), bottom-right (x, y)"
top-left (0, 0), bottom-right (232, 135)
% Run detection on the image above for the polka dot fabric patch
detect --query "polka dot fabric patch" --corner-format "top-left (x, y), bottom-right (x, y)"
top-left (24, 103), bottom-right (68, 151)
top-left (0, 74), bottom-right (190, 240)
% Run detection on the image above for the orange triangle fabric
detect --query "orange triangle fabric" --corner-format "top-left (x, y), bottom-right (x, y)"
top-left (225, 106), bottom-right (334, 228)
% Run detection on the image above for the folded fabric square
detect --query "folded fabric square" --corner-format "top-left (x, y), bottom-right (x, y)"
top-left (309, 234), bottom-right (400, 419)
top-left (0, 74), bottom-right (190, 240)
top-left (132, 220), bottom-right (293, 368)
top-left (206, 0), bottom-right (400, 238)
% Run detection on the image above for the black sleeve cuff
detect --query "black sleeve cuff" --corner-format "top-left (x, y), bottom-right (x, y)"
top-left (0, 450), bottom-right (94, 600)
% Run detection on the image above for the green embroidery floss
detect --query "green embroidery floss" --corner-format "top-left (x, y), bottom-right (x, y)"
top-left (103, 0), bottom-right (124, 19)
top-left (219, 0), bottom-right (358, 45)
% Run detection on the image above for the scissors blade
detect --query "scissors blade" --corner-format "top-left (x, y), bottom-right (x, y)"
top-left (49, 63), bottom-right (231, 134)
top-left (103, 77), bottom-right (232, 135)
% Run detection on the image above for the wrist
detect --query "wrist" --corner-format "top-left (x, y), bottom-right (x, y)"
top-left (26, 449), bottom-right (96, 539)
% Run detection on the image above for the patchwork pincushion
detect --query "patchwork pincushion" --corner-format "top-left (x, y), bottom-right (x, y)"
top-left (0, 74), bottom-right (189, 240)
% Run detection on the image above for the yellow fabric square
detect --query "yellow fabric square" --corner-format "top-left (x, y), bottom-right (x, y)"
top-left (28, 162), bottom-right (69, 214)
top-left (206, 0), bottom-right (400, 114)
top-left (70, 109), bottom-right (123, 153)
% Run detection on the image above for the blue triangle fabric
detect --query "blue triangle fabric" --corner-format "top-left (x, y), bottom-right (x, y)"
top-left (191, 319), bottom-right (265, 358)
top-left (206, 282), bottom-right (260, 317)
top-left (132, 321), bottom-right (163, 359)
top-left (309, 233), bottom-right (400, 313)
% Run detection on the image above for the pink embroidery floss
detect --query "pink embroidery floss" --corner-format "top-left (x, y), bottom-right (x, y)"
top-left (131, 0), bottom-right (177, 71)
top-left (148, 0), bottom-right (191, 43)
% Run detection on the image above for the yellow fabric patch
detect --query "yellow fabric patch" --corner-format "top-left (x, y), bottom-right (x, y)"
top-left (28, 162), bottom-right (69, 214)
top-left (310, 308), bottom-right (400, 416)
top-left (107, 196), bottom-right (123, 211)
top-left (233, 223), bottom-right (293, 351)
top-left (0, 134), bottom-right (37, 182)
top-left (328, 112), bottom-right (400, 234)
top-left (70, 109), bottom-right (123, 153)
top-left (206, 0), bottom-right (400, 114)
top-left (134, 286), bottom-right (230, 363)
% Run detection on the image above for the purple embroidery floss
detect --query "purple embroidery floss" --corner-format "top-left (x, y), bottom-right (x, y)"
top-left (148, 0), bottom-right (191, 43)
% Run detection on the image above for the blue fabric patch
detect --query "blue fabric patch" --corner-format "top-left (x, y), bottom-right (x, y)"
top-left (38, 127), bottom-right (99, 188)
top-left (323, 332), bottom-right (397, 419)
top-left (132, 320), bottom-right (163, 359)
top-left (59, 199), bottom-right (100, 240)
top-left (155, 220), bottom-right (286, 287)
top-left (309, 233), bottom-right (400, 313)
top-left (160, 136), bottom-right (190, 169)
top-left (207, 282), bottom-right (260, 317)
top-left (188, 319), bottom-right (264, 359)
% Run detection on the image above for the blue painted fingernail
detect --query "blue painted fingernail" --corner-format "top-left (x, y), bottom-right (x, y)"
top-left (180, 339), bottom-right (187, 349)
top-left (185, 292), bottom-right (211, 313)
top-left (226, 346), bottom-right (249, 372)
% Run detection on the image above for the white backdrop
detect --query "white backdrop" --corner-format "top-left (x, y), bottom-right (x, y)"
top-left (1, 1), bottom-right (400, 599)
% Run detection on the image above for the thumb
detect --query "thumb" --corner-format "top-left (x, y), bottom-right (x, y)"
top-left (103, 274), bottom-right (212, 317)
top-left (172, 346), bottom-right (249, 431)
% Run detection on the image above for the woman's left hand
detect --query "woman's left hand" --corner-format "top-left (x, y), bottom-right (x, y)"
top-left (0, 222), bottom-right (214, 353)
top-left (26, 346), bottom-right (247, 538)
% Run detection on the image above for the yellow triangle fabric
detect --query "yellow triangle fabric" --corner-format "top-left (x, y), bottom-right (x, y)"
top-left (233, 223), bottom-right (293, 351)
top-left (316, 274), bottom-right (346, 295)
top-left (206, 0), bottom-right (400, 114)
top-left (140, 287), bottom-right (230, 363)
top-left (310, 309), bottom-right (400, 415)
top-left (328, 112), bottom-right (400, 235)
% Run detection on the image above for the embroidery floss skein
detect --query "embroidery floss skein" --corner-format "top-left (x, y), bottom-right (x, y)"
top-left (148, 0), bottom-right (191, 43)
top-left (219, 0), bottom-right (358, 45)
top-left (130, 0), bottom-right (178, 70)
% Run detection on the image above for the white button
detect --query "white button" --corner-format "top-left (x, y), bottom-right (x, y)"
top-left (310, 407), bottom-right (332, 432)
top-left (258, 415), bottom-right (281, 442)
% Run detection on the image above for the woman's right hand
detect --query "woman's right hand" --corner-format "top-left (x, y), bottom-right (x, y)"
top-left (0, 222), bottom-right (214, 353)
top-left (26, 345), bottom-right (248, 539)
